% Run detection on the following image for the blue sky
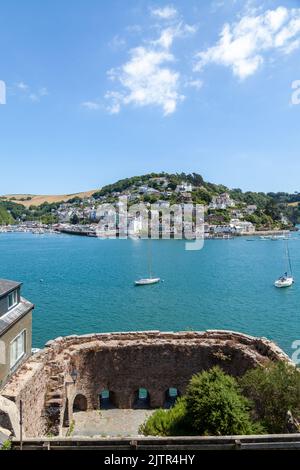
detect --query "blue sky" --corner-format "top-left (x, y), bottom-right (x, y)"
top-left (1, 0), bottom-right (300, 194)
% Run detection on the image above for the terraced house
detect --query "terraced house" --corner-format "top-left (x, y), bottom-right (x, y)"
top-left (0, 279), bottom-right (34, 388)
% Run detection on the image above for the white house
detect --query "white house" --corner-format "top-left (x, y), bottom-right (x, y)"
top-left (209, 193), bottom-right (235, 210)
top-left (176, 182), bottom-right (193, 193)
top-left (230, 219), bottom-right (255, 234)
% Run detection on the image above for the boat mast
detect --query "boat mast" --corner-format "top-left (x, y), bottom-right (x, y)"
top-left (148, 238), bottom-right (152, 279)
top-left (286, 239), bottom-right (293, 276)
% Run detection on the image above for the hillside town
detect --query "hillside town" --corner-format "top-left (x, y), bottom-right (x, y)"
top-left (0, 173), bottom-right (295, 239)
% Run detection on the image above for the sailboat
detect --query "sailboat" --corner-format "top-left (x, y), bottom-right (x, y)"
top-left (135, 239), bottom-right (160, 286)
top-left (274, 239), bottom-right (294, 288)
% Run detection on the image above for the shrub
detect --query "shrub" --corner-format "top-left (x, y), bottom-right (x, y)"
top-left (140, 398), bottom-right (188, 436)
top-left (140, 367), bottom-right (261, 437)
top-left (184, 367), bottom-right (261, 436)
top-left (1, 440), bottom-right (12, 450)
top-left (240, 361), bottom-right (300, 433)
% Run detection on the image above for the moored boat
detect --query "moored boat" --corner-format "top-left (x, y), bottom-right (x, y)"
top-left (135, 277), bottom-right (160, 286)
top-left (274, 275), bottom-right (294, 288)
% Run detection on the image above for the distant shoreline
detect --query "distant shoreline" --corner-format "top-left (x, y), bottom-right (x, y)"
top-left (0, 224), bottom-right (296, 240)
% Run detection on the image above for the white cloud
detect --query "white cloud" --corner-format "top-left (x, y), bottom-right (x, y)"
top-left (16, 81), bottom-right (29, 90)
top-left (185, 78), bottom-right (203, 90)
top-left (109, 35), bottom-right (126, 50)
top-left (104, 11), bottom-right (196, 116)
top-left (195, 6), bottom-right (300, 79)
top-left (153, 23), bottom-right (197, 49)
top-left (29, 93), bottom-right (39, 102)
top-left (81, 101), bottom-right (101, 110)
top-left (38, 87), bottom-right (48, 96)
top-left (151, 5), bottom-right (178, 20)
top-left (15, 82), bottom-right (48, 102)
top-left (106, 47), bottom-right (183, 115)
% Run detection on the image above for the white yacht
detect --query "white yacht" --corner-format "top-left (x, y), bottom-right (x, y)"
top-left (274, 239), bottom-right (294, 288)
top-left (274, 275), bottom-right (294, 288)
top-left (135, 277), bottom-right (160, 286)
top-left (134, 239), bottom-right (160, 286)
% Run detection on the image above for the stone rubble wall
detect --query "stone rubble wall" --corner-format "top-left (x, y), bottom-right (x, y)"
top-left (0, 330), bottom-right (292, 437)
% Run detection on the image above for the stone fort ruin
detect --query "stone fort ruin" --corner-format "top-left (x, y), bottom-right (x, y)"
top-left (0, 330), bottom-right (291, 438)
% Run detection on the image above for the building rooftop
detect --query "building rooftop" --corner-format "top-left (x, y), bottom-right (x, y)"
top-left (0, 279), bottom-right (22, 299)
top-left (0, 297), bottom-right (34, 336)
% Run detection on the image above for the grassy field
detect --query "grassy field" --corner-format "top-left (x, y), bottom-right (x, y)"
top-left (1, 190), bottom-right (97, 208)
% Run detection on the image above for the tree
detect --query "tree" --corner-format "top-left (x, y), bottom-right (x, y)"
top-left (240, 362), bottom-right (300, 433)
top-left (70, 213), bottom-right (79, 225)
top-left (184, 367), bottom-right (260, 436)
top-left (265, 199), bottom-right (281, 221)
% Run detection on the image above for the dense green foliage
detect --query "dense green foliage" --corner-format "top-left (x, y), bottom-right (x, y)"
top-left (141, 367), bottom-right (261, 436)
top-left (0, 200), bottom-right (26, 221)
top-left (0, 205), bottom-right (14, 224)
top-left (240, 362), bottom-right (300, 433)
top-left (140, 398), bottom-right (189, 436)
top-left (184, 367), bottom-right (260, 436)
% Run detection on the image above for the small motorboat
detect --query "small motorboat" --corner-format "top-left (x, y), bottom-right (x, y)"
top-left (135, 277), bottom-right (160, 286)
top-left (274, 275), bottom-right (294, 288)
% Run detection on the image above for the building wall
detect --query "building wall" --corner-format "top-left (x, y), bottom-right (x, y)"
top-left (0, 311), bottom-right (32, 388)
top-left (0, 288), bottom-right (20, 317)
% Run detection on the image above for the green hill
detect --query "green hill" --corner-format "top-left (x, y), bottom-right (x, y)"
top-left (0, 205), bottom-right (14, 224)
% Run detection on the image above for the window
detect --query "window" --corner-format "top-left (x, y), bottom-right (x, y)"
top-left (10, 330), bottom-right (26, 369)
top-left (8, 290), bottom-right (18, 310)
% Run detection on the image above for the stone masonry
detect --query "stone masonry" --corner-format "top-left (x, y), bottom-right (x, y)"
top-left (0, 330), bottom-right (292, 437)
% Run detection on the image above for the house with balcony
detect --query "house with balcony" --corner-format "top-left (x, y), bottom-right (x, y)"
top-left (0, 279), bottom-right (34, 388)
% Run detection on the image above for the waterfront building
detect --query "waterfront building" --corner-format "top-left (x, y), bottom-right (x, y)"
top-left (230, 219), bottom-right (255, 233)
top-left (0, 279), bottom-right (34, 388)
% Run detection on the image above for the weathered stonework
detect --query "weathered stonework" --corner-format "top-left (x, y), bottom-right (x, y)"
top-left (0, 330), bottom-right (292, 437)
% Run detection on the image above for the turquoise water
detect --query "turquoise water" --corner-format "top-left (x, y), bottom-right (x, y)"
top-left (0, 232), bottom-right (299, 356)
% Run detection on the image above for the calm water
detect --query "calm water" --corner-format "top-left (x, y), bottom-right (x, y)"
top-left (0, 232), bottom-right (300, 356)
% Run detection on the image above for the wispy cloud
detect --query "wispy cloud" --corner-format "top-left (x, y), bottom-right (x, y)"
top-left (108, 34), bottom-right (126, 50)
top-left (16, 81), bottom-right (29, 91)
top-left (185, 78), bottom-right (203, 90)
top-left (15, 82), bottom-right (48, 102)
top-left (81, 101), bottom-right (101, 110)
top-left (194, 6), bottom-right (300, 79)
top-left (150, 5), bottom-right (178, 20)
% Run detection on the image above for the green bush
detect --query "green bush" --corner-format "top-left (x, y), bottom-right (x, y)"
top-left (140, 367), bottom-right (261, 437)
top-left (140, 398), bottom-right (188, 436)
top-left (240, 362), bottom-right (300, 433)
top-left (184, 367), bottom-right (261, 436)
top-left (1, 440), bottom-right (12, 450)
